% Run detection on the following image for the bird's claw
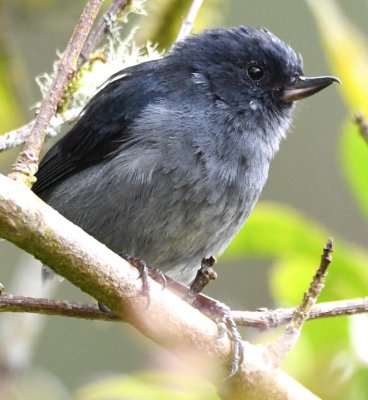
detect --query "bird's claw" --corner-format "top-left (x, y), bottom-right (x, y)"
top-left (199, 299), bottom-right (244, 378)
top-left (186, 258), bottom-right (244, 378)
top-left (120, 253), bottom-right (166, 307)
top-left (147, 267), bottom-right (167, 290)
top-left (220, 310), bottom-right (244, 379)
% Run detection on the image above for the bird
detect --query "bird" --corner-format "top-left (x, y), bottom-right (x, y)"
top-left (33, 26), bottom-right (339, 287)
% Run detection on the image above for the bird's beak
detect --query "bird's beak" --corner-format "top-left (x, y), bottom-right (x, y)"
top-left (280, 75), bottom-right (341, 102)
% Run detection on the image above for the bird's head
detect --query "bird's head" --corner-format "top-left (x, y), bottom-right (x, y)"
top-left (169, 26), bottom-right (339, 142)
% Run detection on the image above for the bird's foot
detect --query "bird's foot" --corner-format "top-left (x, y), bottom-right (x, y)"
top-left (191, 294), bottom-right (244, 378)
top-left (166, 257), bottom-right (244, 377)
top-left (120, 253), bottom-right (166, 307)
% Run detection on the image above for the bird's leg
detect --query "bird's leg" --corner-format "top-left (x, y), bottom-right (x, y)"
top-left (188, 256), bottom-right (218, 298)
top-left (190, 292), bottom-right (244, 378)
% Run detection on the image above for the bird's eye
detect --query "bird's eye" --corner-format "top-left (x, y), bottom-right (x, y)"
top-left (246, 65), bottom-right (264, 81)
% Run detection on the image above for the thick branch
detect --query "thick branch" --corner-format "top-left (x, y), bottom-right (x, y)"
top-left (8, 0), bottom-right (104, 184)
top-left (0, 174), bottom-right (320, 399)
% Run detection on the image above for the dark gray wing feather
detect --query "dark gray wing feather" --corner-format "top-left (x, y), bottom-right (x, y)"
top-left (33, 59), bottom-right (165, 194)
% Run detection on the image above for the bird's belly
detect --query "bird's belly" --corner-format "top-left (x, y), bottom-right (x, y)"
top-left (92, 187), bottom-right (256, 283)
top-left (43, 163), bottom-right (263, 284)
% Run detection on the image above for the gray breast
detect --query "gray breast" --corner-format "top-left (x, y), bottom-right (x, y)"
top-left (43, 104), bottom-right (273, 284)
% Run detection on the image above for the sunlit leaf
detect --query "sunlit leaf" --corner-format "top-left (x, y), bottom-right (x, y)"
top-left (340, 120), bottom-right (368, 219)
top-left (137, 0), bottom-right (226, 50)
top-left (308, 1), bottom-right (368, 219)
top-left (307, 0), bottom-right (368, 113)
top-left (224, 203), bottom-right (327, 260)
top-left (0, 59), bottom-right (22, 133)
top-left (224, 203), bottom-right (368, 301)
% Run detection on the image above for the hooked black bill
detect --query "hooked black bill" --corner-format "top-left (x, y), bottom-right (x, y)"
top-left (280, 75), bottom-right (341, 102)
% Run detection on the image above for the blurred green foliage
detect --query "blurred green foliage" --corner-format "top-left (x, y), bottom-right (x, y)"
top-left (308, 0), bottom-right (368, 222)
top-left (75, 372), bottom-right (217, 400)
top-left (138, 0), bottom-right (225, 50)
top-left (0, 52), bottom-right (22, 132)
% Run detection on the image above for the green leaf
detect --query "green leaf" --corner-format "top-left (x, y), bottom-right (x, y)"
top-left (307, 0), bottom-right (368, 219)
top-left (307, 0), bottom-right (368, 113)
top-left (223, 203), bottom-right (368, 301)
top-left (224, 202), bottom-right (329, 261)
top-left (340, 120), bottom-right (368, 219)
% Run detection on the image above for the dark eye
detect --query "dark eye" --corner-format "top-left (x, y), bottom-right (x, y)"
top-left (246, 65), bottom-right (264, 81)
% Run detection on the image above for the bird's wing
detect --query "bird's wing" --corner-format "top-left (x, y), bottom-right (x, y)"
top-left (33, 60), bottom-right (165, 194)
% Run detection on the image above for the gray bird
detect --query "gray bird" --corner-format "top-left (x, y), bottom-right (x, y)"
top-left (33, 26), bottom-right (339, 285)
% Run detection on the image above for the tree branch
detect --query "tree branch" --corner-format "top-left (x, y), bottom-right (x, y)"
top-left (232, 297), bottom-right (368, 328)
top-left (2, 292), bottom-right (367, 328)
top-left (0, 120), bottom-right (36, 154)
top-left (0, 173), bottom-right (320, 399)
top-left (0, 294), bottom-right (119, 321)
top-left (0, 108), bottom-right (82, 154)
top-left (8, 0), bottom-right (104, 185)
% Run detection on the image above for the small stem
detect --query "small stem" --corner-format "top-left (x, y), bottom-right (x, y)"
top-left (354, 112), bottom-right (368, 145)
top-left (232, 297), bottom-right (368, 329)
top-left (290, 238), bottom-right (333, 329)
top-left (79, 0), bottom-right (131, 65)
top-left (0, 120), bottom-right (35, 153)
top-left (176, 0), bottom-right (204, 42)
top-left (267, 238), bottom-right (333, 367)
top-left (8, 0), bottom-right (104, 185)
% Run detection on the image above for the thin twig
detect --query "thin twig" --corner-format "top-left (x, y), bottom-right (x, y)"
top-left (232, 297), bottom-right (368, 329)
top-left (0, 108), bottom-right (82, 153)
top-left (267, 238), bottom-right (333, 367)
top-left (0, 294), bottom-right (119, 321)
top-left (290, 238), bottom-right (333, 329)
top-left (0, 120), bottom-right (36, 153)
top-left (354, 112), bottom-right (368, 145)
top-left (175, 0), bottom-right (204, 42)
top-left (2, 290), bottom-right (368, 330)
top-left (1, 293), bottom-right (367, 325)
top-left (79, 0), bottom-right (131, 65)
top-left (8, 0), bottom-right (104, 185)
